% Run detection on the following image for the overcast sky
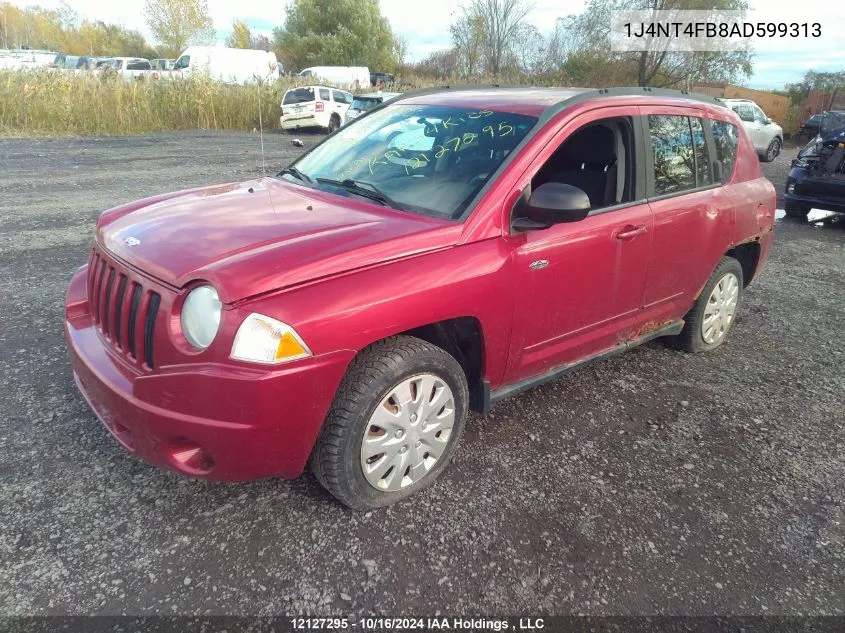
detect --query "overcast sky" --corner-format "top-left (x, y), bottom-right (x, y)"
top-left (8, 0), bottom-right (845, 88)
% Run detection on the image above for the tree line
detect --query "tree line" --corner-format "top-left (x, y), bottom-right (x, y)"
top-left (2, 0), bottom-right (842, 97)
top-left (0, 2), bottom-right (157, 59)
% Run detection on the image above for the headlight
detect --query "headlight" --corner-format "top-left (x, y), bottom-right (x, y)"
top-left (181, 285), bottom-right (222, 350)
top-left (230, 313), bottom-right (312, 365)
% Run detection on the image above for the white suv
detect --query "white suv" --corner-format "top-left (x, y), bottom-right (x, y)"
top-left (721, 98), bottom-right (784, 162)
top-left (280, 86), bottom-right (353, 133)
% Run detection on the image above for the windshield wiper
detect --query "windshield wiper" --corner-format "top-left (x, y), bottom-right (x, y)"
top-left (315, 178), bottom-right (407, 210)
top-left (278, 166), bottom-right (314, 186)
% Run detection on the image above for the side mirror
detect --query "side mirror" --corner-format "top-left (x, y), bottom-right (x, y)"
top-left (513, 183), bottom-right (591, 231)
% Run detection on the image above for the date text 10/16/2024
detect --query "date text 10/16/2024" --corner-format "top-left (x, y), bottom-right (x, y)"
top-left (290, 617), bottom-right (546, 631)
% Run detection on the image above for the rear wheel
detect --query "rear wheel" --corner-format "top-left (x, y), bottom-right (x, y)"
top-left (784, 201), bottom-right (810, 219)
top-left (311, 336), bottom-right (469, 510)
top-left (763, 137), bottom-right (781, 162)
top-left (327, 114), bottom-right (341, 133)
top-left (675, 257), bottom-right (743, 353)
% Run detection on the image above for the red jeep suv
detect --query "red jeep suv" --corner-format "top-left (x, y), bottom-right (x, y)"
top-left (65, 87), bottom-right (776, 509)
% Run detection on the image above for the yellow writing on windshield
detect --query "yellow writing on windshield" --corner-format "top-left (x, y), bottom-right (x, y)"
top-left (336, 114), bottom-right (520, 179)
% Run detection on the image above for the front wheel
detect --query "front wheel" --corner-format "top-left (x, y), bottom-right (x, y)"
top-left (311, 336), bottom-right (469, 510)
top-left (763, 137), bottom-right (781, 162)
top-left (675, 257), bottom-right (743, 353)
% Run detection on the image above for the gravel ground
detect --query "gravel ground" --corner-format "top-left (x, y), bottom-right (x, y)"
top-left (0, 133), bottom-right (843, 616)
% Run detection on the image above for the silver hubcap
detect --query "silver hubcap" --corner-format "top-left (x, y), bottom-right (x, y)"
top-left (360, 374), bottom-right (455, 492)
top-left (702, 273), bottom-right (739, 345)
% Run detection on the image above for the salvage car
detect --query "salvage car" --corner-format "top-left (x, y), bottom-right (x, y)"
top-left (65, 87), bottom-right (776, 509)
top-left (280, 85), bottom-right (353, 133)
top-left (344, 92), bottom-right (402, 125)
top-left (799, 111), bottom-right (845, 139)
top-left (784, 126), bottom-right (845, 219)
top-left (721, 98), bottom-right (784, 162)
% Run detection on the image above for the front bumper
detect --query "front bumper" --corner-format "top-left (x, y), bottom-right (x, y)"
top-left (65, 265), bottom-right (353, 481)
top-left (784, 191), bottom-right (845, 214)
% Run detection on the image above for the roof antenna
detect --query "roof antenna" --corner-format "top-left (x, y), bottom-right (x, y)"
top-left (257, 78), bottom-right (266, 176)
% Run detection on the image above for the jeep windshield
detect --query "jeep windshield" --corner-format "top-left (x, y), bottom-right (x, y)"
top-left (282, 104), bottom-right (537, 220)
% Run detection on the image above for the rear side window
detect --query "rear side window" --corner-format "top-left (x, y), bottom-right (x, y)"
top-left (284, 88), bottom-right (315, 105)
top-left (319, 88), bottom-right (330, 101)
top-left (711, 121), bottom-right (739, 181)
top-left (648, 115), bottom-right (695, 195)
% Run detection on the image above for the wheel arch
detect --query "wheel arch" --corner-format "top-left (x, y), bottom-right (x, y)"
top-left (725, 240), bottom-right (761, 287)
top-left (400, 317), bottom-right (486, 412)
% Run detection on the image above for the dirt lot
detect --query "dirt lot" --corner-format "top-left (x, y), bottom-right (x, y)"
top-left (0, 133), bottom-right (843, 616)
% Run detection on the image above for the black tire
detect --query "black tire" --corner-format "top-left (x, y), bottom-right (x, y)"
top-left (675, 257), bottom-right (744, 353)
top-left (310, 336), bottom-right (469, 510)
top-left (327, 114), bottom-right (341, 133)
top-left (784, 201), bottom-right (810, 219)
top-left (763, 137), bottom-right (781, 162)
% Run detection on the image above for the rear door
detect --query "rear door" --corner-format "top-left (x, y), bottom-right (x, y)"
top-left (639, 109), bottom-right (735, 319)
top-left (332, 90), bottom-right (352, 117)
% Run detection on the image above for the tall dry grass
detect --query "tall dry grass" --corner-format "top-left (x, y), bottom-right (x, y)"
top-left (0, 71), bottom-right (304, 137)
top-left (0, 70), bottom-right (571, 137)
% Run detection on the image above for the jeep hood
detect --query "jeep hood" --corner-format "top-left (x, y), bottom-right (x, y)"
top-left (97, 178), bottom-right (461, 303)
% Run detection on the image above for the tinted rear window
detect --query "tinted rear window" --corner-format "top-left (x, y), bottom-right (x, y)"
top-left (284, 88), bottom-right (315, 104)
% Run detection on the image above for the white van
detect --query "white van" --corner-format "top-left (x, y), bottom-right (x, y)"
top-left (298, 66), bottom-right (370, 89)
top-left (172, 47), bottom-right (278, 84)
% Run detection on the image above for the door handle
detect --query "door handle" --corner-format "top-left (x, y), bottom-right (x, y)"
top-left (615, 225), bottom-right (647, 240)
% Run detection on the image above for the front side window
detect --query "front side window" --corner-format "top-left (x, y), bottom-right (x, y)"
top-left (711, 120), bottom-right (739, 181)
top-left (333, 90), bottom-right (352, 104)
top-left (174, 55), bottom-right (189, 70)
top-left (649, 115), bottom-right (696, 196)
top-left (752, 106), bottom-right (768, 124)
top-left (532, 117), bottom-right (635, 210)
top-left (732, 104), bottom-right (754, 123)
top-left (127, 60), bottom-right (151, 71)
top-left (286, 104), bottom-right (537, 220)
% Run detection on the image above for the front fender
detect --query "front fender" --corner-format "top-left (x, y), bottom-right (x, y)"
top-left (235, 239), bottom-right (516, 390)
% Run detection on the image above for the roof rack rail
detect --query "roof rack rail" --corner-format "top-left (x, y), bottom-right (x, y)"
top-left (393, 83), bottom-right (512, 99)
top-left (563, 86), bottom-right (725, 106)
top-left (538, 86), bottom-right (727, 122)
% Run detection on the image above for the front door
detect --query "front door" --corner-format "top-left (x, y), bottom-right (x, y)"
top-left (505, 109), bottom-right (654, 384)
